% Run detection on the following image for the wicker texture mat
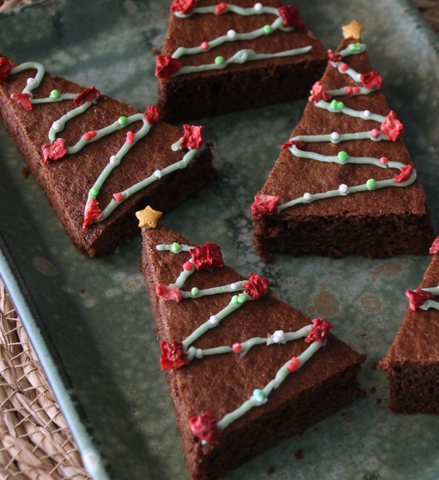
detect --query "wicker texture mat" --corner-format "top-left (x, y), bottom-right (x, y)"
top-left (0, 0), bottom-right (438, 478)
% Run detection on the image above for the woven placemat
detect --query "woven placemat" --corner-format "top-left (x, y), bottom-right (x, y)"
top-left (0, 0), bottom-right (438, 478)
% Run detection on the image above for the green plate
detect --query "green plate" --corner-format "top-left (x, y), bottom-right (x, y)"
top-left (1, 1), bottom-right (439, 479)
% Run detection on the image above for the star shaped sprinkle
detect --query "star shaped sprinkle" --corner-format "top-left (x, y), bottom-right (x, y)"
top-left (342, 20), bottom-right (364, 39)
top-left (135, 206), bottom-right (162, 228)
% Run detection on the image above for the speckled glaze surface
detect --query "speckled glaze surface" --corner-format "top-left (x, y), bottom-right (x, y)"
top-left (1, 0), bottom-right (439, 479)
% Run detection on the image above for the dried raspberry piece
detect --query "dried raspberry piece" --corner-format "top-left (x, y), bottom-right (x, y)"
top-left (215, 2), bottom-right (227, 14)
top-left (430, 236), bottom-right (439, 255)
top-left (144, 105), bottom-right (159, 124)
top-left (277, 5), bottom-right (304, 28)
top-left (309, 81), bottom-right (331, 103)
top-left (156, 284), bottom-right (184, 303)
top-left (282, 140), bottom-right (306, 150)
top-left (394, 165), bottom-right (413, 183)
top-left (10, 93), bottom-right (32, 110)
top-left (189, 411), bottom-right (221, 443)
top-left (360, 71), bottom-right (383, 89)
top-left (0, 57), bottom-right (12, 83)
top-left (41, 139), bottom-right (67, 163)
top-left (82, 199), bottom-right (101, 229)
top-left (170, 0), bottom-right (196, 15)
top-left (155, 55), bottom-right (182, 79)
top-left (160, 341), bottom-right (188, 370)
top-left (380, 111), bottom-right (404, 141)
top-left (305, 318), bottom-right (333, 343)
top-left (73, 86), bottom-right (100, 107)
top-left (328, 50), bottom-right (342, 63)
top-left (190, 243), bottom-right (224, 271)
top-left (179, 124), bottom-right (204, 149)
top-left (242, 273), bottom-right (270, 299)
top-left (251, 194), bottom-right (280, 218)
top-left (406, 289), bottom-right (434, 311)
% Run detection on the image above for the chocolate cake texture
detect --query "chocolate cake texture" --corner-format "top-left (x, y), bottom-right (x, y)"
top-left (379, 237), bottom-right (439, 414)
top-left (252, 23), bottom-right (432, 262)
top-left (0, 57), bottom-right (216, 258)
top-left (141, 223), bottom-right (366, 480)
top-left (156, 0), bottom-right (328, 122)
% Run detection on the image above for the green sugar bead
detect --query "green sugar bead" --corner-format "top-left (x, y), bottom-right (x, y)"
top-left (253, 389), bottom-right (266, 403)
top-left (90, 187), bottom-right (99, 196)
top-left (349, 43), bottom-right (361, 52)
top-left (118, 116), bottom-right (128, 125)
top-left (366, 179), bottom-right (376, 190)
top-left (338, 151), bottom-right (349, 162)
top-left (215, 56), bottom-right (225, 65)
top-left (232, 295), bottom-right (239, 305)
top-left (171, 242), bottom-right (180, 252)
top-left (263, 25), bottom-right (272, 34)
top-left (191, 287), bottom-right (200, 297)
top-left (50, 90), bottom-right (60, 99)
top-left (237, 294), bottom-right (246, 304)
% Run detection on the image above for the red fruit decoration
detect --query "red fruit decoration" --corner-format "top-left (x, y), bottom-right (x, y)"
top-left (160, 341), bottom-right (188, 370)
top-left (309, 81), bottom-right (331, 103)
top-left (327, 50), bottom-right (342, 63)
top-left (190, 243), bottom-right (224, 271)
top-left (188, 411), bottom-right (221, 443)
top-left (380, 111), bottom-right (404, 141)
top-left (145, 105), bottom-right (159, 124)
top-left (406, 289), bottom-right (434, 311)
top-left (281, 140), bottom-right (306, 150)
top-left (215, 2), bottom-right (227, 14)
top-left (170, 0), bottom-right (196, 15)
top-left (73, 86), bottom-right (100, 107)
top-left (0, 57), bottom-right (12, 83)
top-left (394, 165), bottom-right (413, 184)
top-left (305, 318), bottom-right (333, 343)
top-left (10, 93), bottom-right (32, 110)
top-left (277, 5), bottom-right (304, 29)
top-left (156, 284), bottom-right (184, 303)
top-left (242, 273), bottom-right (270, 299)
top-left (41, 139), bottom-right (67, 163)
top-left (360, 71), bottom-right (383, 89)
top-left (155, 55), bottom-right (182, 79)
top-left (251, 194), bottom-right (280, 218)
top-left (430, 236), bottom-right (439, 255)
top-left (179, 124), bottom-right (204, 149)
top-left (82, 199), bottom-right (101, 229)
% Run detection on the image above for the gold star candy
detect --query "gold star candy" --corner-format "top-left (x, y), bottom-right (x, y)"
top-left (135, 206), bottom-right (162, 228)
top-left (342, 20), bottom-right (364, 40)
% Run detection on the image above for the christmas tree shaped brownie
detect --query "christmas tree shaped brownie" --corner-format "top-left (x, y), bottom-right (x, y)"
top-left (252, 21), bottom-right (432, 262)
top-left (379, 236), bottom-right (439, 414)
top-left (0, 56), bottom-right (216, 257)
top-left (140, 213), bottom-right (365, 480)
top-left (156, 0), bottom-right (327, 122)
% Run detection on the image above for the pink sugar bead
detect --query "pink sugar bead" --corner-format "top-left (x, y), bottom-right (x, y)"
top-left (201, 41), bottom-right (209, 50)
top-left (380, 157), bottom-right (388, 164)
top-left (340, 63), bottom-right (348, 72)
top-left (371, 128), bottom-right (380, 138)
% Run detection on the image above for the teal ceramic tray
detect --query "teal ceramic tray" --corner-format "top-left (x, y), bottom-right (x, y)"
top-left (1, 1), bottom-right (439, 479)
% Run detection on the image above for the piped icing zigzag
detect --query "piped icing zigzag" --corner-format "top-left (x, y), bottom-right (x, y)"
top-left (152, 239), bottom-right (331, 443)
top-left (0, 58), bottom-right (205, 229)
top-left (251, 33), bottom-right (416, 218)
top-left (156, 2), bottom-right (311, 78)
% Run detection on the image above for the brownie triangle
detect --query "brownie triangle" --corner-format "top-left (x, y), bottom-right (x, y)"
top-left (141, 223), bottom-right (365, 480)
top-left (156, 0), bottom-right (327, 122)
top-left (379, 238), bottom-right (439, 413)
top-left (0, 57), bottom-right (216, 257)
top-left (252, 26), bottom-right (432, 262)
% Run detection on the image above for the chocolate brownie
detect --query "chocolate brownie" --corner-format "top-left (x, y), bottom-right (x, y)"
top-left (252, 22), bottom-right (432, 262)
top-left (141, 223), bottom-right (366, 480)
top-left (378, 237), bottom-right (439, 414)
top-left (0, 57), bottom-right (216, 258)
top-left (156, 0), bottom-right (327, 122)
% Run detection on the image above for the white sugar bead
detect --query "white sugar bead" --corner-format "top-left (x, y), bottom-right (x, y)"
top-left (27, 77), bottom-right (37, 85)
top-left (154, 170), bottom-right (162, 178)
top-left (331, 132), bottom-right (340, 141)
top-left (231, 283), bottom-right (237, 290)
top-left (52, 121), bottom-right (62, 131)
top-left (363, 110), bottom-right (371, 117)
top-left (273, 330), bottom-right (285, 343)
top-left (196, 349), bottom-right (203, 358)
top-left (254, 2), bottom-right (263, 10)
top-left (227, 29), bottom-right (236, 38)
top-left (304, 193), bottom-right (312, 201)
top-left (339, 184), bottom-right (348, 194)
top-left (210, 315), bottom-right (219, 325)
top-left (110, 155), bottom-right (119, 164)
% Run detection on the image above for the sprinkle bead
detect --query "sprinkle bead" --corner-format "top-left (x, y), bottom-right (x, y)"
top-left (370, 128), bottom-right (380, 138)
top-left (272, 330), bottom-right (285, 343)
top-left (232, 343), bottom-right (242, 352)
top-left (50, 90), bottom-right (60, 99)
top-left (231, 283), bottom-right (237, 290)
top-left (191, 287), bottom-right (200, 297)
top-left (304, 193), bottom-right (312, 201)
top-left (366, 179), bottom-right (376, 190)
top-left (340, 63), bottom-right (348, 72)
top-left (52, 121), bottom-right (62, 131)
top-left (91, 187), bottom-right (99, 196)
top-left (232, 295), bottom-right (239, 305)
top-left (196, 349), bottom-right (203, 358)
top-left (201, 41), bottom-right (209, 50)
top-left (338, 151), bottom-right (348, 162)
top-left (263, 25), bottom-right (272, 34)
top-left (154, 170), bottom-right (162, 178)
top-left (363, 110), bottom-right (371, 117)
top-left (254, 2), bottom-right (263, 11)
top-left (172, 242), bottom-right (180, 252)
top-left (183, 261), bottom-right (193, 271)
top-left (227, 29), bottom-right (236, 38)
top-left (380, 156), bottom-right (388, 165)
top-left (237, 294), bottom-right (246, 304)
top-left (110, 155), bottom-right (119, 164)
top-left (339, 184), bottom-right (348, 194)
top-left (253, 389), bottom-right (265, 403)
top-left (215, 56), bottom-right (225, 65)
top-left (114, 192), bottom-right (123, 202)
top-left (118, 116), bottom-right (127, 125)
top-left (209, 315), bottom-right (219, 325)
top-left (331, 132), bottom-right (340, 141)
top-left (27, 77), bottom-right (37, 85)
